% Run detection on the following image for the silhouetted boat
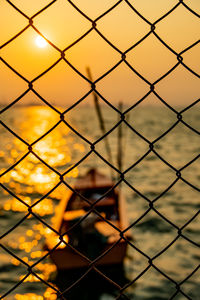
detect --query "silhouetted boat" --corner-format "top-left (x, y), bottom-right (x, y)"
top-left (45, 168), bottom-right (130, 270)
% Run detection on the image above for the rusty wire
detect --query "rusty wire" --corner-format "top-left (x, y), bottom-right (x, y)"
top-left (0, 0), bottom-right (200, 299)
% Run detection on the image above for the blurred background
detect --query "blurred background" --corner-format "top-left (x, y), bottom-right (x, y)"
top-left (0, 0), bottom-right (199, 299)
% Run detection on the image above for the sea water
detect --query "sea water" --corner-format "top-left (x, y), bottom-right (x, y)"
top-left (0, 104), bottom-right (199, 299)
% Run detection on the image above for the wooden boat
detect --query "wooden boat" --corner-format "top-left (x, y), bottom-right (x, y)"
top-left (45, 168), bottom-right (130, 270)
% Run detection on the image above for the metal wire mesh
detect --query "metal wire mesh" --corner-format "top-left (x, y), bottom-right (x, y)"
top-left (0, 0), bottom-right (199, 299)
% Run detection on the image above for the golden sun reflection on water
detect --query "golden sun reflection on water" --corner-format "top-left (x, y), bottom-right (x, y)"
top-left (14, 286), bottom-right (58, 300)
top-left (0, 106), bottom-right (85, 299)
top-left (2, 106), bottom-right (80, 211)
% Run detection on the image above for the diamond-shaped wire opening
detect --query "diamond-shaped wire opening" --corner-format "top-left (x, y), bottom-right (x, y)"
top-left (1, 153), bottom-right (60, 198)
top-left (31, 120), bottom-right (90, 173)
top-left (125, 95), bottom-right (177, 141)
top-left (64, 30), bottom-right (120, 80)
top-left (126, 34), bottom-right (178, 82)
top-left (124, 151), bottom-right (177, 195)
top-left (97, 1), bottom-right (149, 51)
top-left (97, 63), bottom-right (149, 106)
top-left (69, 107), bottom-right (119, 151)
top-left (1, 102), bottom-right (60, 143)
top-left (33, 60), bottom-right (90, 107)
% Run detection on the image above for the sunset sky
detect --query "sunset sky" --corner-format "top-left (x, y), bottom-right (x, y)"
top-left (0, 0), bottom-right (199, 108)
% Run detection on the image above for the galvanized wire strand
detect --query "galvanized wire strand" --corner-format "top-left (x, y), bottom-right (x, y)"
top-left (0, 0), bottom-right (199, 298)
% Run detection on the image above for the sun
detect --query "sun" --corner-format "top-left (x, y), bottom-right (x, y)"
top-left (35, 36), bottom-right (48, 48)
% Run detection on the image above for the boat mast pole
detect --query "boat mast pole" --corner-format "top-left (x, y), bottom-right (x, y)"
top-left (86, 67), bottom-right (114, 178)
top-left (117, 101), bottom-right (123, 175)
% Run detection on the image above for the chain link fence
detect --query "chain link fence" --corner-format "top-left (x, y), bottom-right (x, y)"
top-left (0, 0), bottom-right (199, 299)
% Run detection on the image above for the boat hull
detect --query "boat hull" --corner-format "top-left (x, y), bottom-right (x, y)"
top-left (48, 240), bottom-right (128, 270)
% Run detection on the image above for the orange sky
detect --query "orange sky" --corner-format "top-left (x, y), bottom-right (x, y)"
top-left (0, 0), bottom-right (199, 108)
